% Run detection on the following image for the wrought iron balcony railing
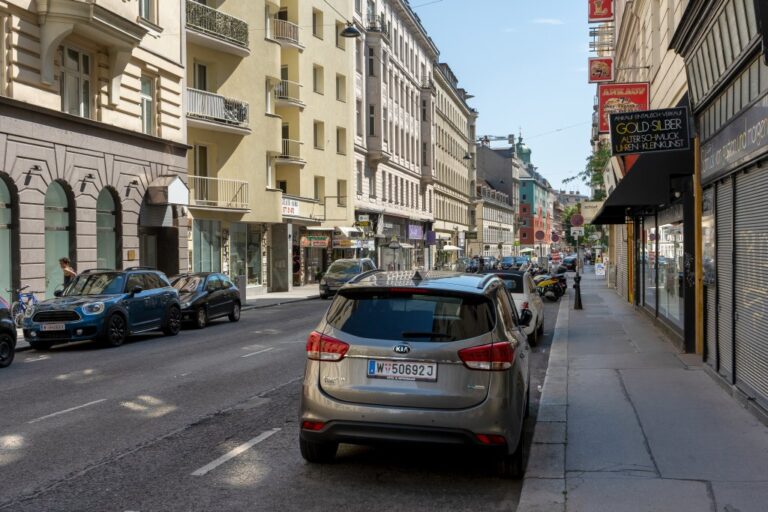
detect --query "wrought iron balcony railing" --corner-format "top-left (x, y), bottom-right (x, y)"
top-left (186, 0), bottom-right (249, 49)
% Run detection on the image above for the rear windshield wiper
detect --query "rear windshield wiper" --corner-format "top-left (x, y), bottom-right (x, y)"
top-left (401, 332), bottom-right (454, 340)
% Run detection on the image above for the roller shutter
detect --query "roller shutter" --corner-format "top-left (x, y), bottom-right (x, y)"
top-left (616, 224), bottom-right (628, 301)
top-left (734, 168), bottom-right (768, 408)
top-left (716, 178), bottom-right (733, 380)
top-left (705, 285), bottom-right (717, 368)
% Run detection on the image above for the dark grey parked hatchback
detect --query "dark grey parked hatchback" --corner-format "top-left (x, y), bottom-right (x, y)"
top-left (300, 270), bottom-right (533, 478)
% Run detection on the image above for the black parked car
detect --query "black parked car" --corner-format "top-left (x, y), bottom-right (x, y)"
top-left (172, 273), bottom-right (241, 329)
top-left (0, 297), bottom-right (17, 368)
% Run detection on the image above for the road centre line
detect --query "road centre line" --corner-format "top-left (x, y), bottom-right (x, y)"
top-left (240, 347), bottom-right (275, 358)
top-left (191, 428), bottom-right (281, 476)
top-left (27, 399), bottom-right (108, 424)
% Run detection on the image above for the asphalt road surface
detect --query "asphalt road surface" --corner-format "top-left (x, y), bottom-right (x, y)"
top-left (0, 298), bottom-right (560, 511)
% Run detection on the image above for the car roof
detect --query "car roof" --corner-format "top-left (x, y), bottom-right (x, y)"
top-left (481, 270), bottom-right (526, 277)
top-left (342, 270), bottom-right (502, 294)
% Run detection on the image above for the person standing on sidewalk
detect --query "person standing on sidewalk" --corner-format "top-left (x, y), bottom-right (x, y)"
top-left (59, 257), bottom-right (77, 288)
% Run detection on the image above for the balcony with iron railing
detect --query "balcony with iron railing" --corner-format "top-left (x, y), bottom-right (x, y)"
top-left (187, 88), bottom-right (250, 135)
top-left (367, 13), bottom-right (390, 41)
top-left (270, 18), bottom-right (303, 50)
top-left (186, 0), bottom-right (249, 56)
top-left (188, 175), bottom-right (249, 211)
top-left (275, 139), bottom-right (305, 166)
top-left (274, 80), bottom-right (304, 109)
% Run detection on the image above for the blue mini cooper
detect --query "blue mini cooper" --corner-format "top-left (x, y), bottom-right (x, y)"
top-left (23, 268), bottom-right (181, 350)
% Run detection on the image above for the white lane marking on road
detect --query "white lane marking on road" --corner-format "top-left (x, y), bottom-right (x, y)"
top-left (27, 399), bottom-right (107, 424)
top-left (24, 355), bottom-right (50, 363)
top-left (191, 428), bottom-right (281, 476)
top-left (240, 347), bottom-right (275, 358)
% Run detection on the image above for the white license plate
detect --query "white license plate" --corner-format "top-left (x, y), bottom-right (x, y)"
top-left (41, 323), bottom-right (65, 332)
top-left (367, 360), bottom-right (437, 382)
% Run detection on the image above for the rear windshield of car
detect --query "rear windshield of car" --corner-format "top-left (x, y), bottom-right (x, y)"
top-left (173, 276), bottom-right (203, 293)
top-left (327, 290), bottom-right (495, 342)
top-left (327, 261), bottom-right (362, 276)
top-left (501, 275), bottom-right (524, 293)
top-left (64, 273), bottom-right (125, 296)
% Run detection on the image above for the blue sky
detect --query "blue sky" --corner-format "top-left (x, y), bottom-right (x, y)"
top-left (414, 0), bottom-right (594, 194)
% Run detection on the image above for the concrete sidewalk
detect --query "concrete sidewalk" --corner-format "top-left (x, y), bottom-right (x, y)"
top-left (14, 288), bottom-right (319, 351)
top-left (518, 271), bottom-right (768, 512)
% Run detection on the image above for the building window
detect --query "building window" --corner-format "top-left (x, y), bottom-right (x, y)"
top-left (266, 155), bottom-right (274, 188)
top-left (335, 21), bottom-right (345, 49)
top-left (336, 74), bottom-right (346, 102)
top-left (313, 65), bottom-right (324, 94)
top-left (336, 127), bottom-right (347, 154)
top-left (312, 9), bottom-right (323, 39)
top-left (265, 80), bottom-right (273, 114)
top-left (337, 179), bottom-right (347, 206)
top-left (139, 0), bottom-right (154, 21)
top-left (96, 189), bottom-right (119, 270)
top-left (60, 47), bottom-right (91, 118)
top-left (277, 180), bottom-right (288, 194)
top-left (314, 121), bottom-right (325, 150)
top-left (140, 76), bottom-right (155, 136)
top-left (314, 176), bottom-right (325, 204)
top-left (355, 0), bottom-right (362, 14)
top-left (193, 220), bottom-right (222, 273)
top-left (368, 105), bottom-right (375, 136)
top-left (368, 48), bottom-right (375, 76)
top-left (193, 62), bottom-right (208, 91)
top-left (356, 101), bottom-right (363, 136)
top-left (381, 171), bottom-right (387, 201)
top-left (356, 162), bottom-right (364, 195)
top-left (367, 166), bottom-right (376, 198)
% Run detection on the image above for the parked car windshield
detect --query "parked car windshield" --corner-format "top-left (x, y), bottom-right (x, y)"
top-left (327, 290), bottom-right (495, 342)
top-left (64, 273), bottom-right (125, 296)
top-left (327, 261), bottom-right (362, 276)
top-left (172, 275), bottom-right (204, 293)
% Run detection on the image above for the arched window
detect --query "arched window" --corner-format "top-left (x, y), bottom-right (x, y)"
top-left (45, 182), bottom-right (71, 298)
top-left (97, 189), bottom-right (119, 269)
top-left (0, 177), bottom-right (13, 303)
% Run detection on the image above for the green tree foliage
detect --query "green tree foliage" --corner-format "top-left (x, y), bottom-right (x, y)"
top-left (564, 143), bottom-right (611, 201)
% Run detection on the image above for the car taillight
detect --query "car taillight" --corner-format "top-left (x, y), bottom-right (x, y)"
top-left (458, 342), bottom-right (515, 371)
top-left (306, 331), bottom-right (349, 362)
top-left (475, 433), bottom-right (507, 446)
top-left (521, 301), bottom-right (529, 310)
top-left (302, 421), bottom-right (326, 431)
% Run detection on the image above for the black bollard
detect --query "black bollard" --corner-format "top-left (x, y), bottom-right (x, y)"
top-left (574, 272), bottom-right (583, 310)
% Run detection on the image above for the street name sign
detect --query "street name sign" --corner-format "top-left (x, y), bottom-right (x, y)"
top-left (609, 107), bottom-right (690, 156)
top-left (571, 227), bottom-right (585, 237)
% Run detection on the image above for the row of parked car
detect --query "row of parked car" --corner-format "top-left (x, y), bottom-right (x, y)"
top-left (0, 267), bottom-right (243, 368)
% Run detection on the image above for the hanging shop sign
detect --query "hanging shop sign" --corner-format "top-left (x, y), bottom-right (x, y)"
top-left (301, 235), bottom-right (330, 248)
top-left (588, 0), bottom-right (614, 22)
top-left (581, 201), bottom-right (603, 224)
top-left (598, 82), bottom-right (650, 133)
top-left (701, 93), bottom-right (768, 182)
top-left (465, 231), bottom-right (478, 240)
top-left (609, 107), bottom-right (690, 156)
top-left (588, 57), bottom-right (615, 83)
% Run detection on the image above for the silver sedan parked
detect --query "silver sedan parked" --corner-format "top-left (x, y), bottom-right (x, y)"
top-left (299, 270), bottom-right (532, 478)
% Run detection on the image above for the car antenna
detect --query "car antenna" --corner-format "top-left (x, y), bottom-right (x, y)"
top-left (412, 269), bottom-right (425, 283)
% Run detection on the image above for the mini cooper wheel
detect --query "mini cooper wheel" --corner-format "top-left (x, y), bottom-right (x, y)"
top-left (163, 306), bottom-right (182, 336)
top-left (195, 307), bottom-right (208, 329)
top-left (299, 437), bottom-right (338, 464)
top-left (103, 313), bottom-right (127, 347)
top-left (228, 302), bottom-right (241, 322)
top-left (0, 333), bottom-right (15, 368)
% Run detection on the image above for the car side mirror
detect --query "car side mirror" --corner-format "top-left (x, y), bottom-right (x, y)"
top-left (54, 290), bottom-right (63, 298)
top-left (520, 309), bottom-right (533, 327)
top-left (206, 284), bottom-right (217, 292)
top-left (130, 286), bottom-right (143, 296)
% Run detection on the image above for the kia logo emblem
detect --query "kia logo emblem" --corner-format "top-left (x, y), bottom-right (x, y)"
top-left (393, 344), bottom-right (411, 354)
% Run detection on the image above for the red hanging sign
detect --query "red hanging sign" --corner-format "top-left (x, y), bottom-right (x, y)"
top-left (588, 57), bottom-right (615, 83)
top-left (597, 82), bottom-right (650, 133)
top-left (588, 0), bottom-right (615, 22)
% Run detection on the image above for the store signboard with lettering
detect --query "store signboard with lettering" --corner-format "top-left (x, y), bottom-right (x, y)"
top-left (609, 107), bottom-right (690, 156)
top-left (598, 83), bottom-right (650, 133)
top-left (588, 0), bottom-right (614, 22)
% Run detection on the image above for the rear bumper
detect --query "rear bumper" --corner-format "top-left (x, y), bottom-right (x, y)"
top-left (300, 420), bottom-right (507, 453)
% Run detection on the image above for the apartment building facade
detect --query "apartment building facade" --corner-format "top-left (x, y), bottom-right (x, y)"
top-left (0, 0), bottom-right (187, 302)
top-left (468, 181), bottom-right (515, 258)
top-left (474, 142), bottom-right (522, 255)
top-left (591, 0), bottom-right (695, 350)
top-left (432, 62), bottom-right (476, 260)
top-left (352, 0), bottom-right (438, 271)
top-left (671, 0), bottom-right (768, 414)
top-left (184, 0), bottom-right (355, 294)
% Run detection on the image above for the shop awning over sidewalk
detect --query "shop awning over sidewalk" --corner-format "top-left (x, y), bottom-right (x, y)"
top-left (592, 146), bottom-right (694, 225)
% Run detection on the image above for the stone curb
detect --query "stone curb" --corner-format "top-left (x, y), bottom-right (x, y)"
top-left (14, 295), bottom-right (321, 352)
top-left (517, 291), bottom-right (570, 512)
